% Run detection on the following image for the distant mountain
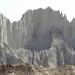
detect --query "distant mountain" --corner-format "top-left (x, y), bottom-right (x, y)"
top-left (0, 7), bottom-right (75, 66)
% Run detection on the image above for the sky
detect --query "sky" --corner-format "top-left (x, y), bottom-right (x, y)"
top-left (0, 0), bottom-right (75, 22)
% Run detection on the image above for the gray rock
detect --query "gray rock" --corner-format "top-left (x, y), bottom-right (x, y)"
top-left (0, 7), bottom-right (75, 67)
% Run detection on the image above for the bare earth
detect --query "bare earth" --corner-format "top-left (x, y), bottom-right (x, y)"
top-left (0, 64), bottom-right (75, 75)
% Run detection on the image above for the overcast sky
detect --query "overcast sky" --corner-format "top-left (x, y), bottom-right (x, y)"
top-left (0, 0), bottom-right (75, 22)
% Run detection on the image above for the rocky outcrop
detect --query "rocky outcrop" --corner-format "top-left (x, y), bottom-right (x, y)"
top-left (0, 7), bottom-right (66, 50)
top-left (0, 7), bottom-right (73, 50)
top-left (1, 7), bottom-right (75, 66)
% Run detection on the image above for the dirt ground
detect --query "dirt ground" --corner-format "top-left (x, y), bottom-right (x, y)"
top-left (0, 64), bottom-right (75, 75)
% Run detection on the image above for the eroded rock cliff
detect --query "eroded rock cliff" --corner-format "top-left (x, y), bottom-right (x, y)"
top-left (0, 7), bottom-right (75, 66)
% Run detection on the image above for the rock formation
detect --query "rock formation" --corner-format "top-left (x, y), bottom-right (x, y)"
top-left (0, 7), bottom-right (75, 67)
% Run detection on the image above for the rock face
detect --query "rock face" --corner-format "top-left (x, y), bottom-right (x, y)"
top-left (0, 7), bottom-right (75, 66)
